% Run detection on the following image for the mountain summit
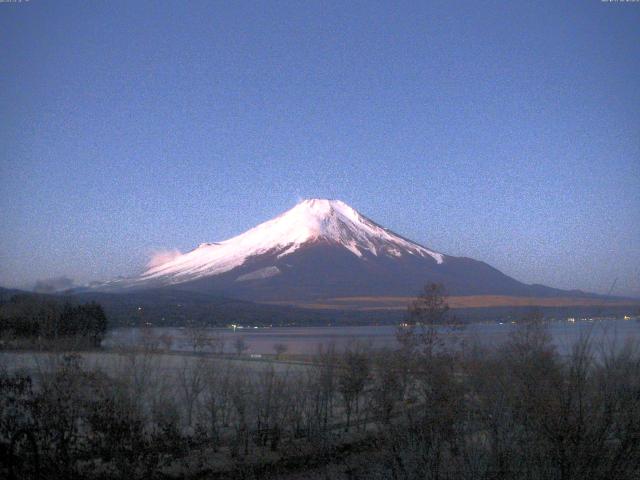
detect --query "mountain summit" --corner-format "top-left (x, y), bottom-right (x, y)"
top-left (98, 199), bottom-right (579, 301)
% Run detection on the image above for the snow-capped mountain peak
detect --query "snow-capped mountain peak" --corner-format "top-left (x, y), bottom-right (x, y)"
top-left (89, 199), bottom-right (586, 302)
top-left (131, 199), bottom-right (443, 286)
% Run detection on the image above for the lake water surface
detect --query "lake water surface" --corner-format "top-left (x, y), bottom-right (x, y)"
top-left (104, 319), bottom-right (640, 356)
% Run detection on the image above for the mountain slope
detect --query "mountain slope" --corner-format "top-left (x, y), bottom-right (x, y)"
top-left (95, 199), bottom-right (592, 301)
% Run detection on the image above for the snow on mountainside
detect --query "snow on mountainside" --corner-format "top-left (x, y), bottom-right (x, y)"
top-left (131, 199), bottom-right (443, 287)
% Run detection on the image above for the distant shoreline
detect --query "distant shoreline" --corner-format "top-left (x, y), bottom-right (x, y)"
top-left (264, 294), bottom-right (640, 310)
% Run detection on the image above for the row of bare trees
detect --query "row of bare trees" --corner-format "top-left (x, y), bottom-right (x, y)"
top-left (1, 285), bottom-right (639, 479)
top-left (3, 330), bottom-right (638, 479)
top-left (140, 322), bottom-right (273, 357)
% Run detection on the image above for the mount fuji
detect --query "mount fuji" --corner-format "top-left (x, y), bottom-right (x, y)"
top-left (94, 199), bottom-right (586, 304)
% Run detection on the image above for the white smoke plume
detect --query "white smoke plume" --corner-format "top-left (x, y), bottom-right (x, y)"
top-left (146, 249), bottom-right (182, 268)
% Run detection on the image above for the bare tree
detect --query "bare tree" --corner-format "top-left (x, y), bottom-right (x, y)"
top-left (158, 333), bottom-right (173, 351)
top-left (273, 343), bottom-right (287, 359)
top-left (184, 322), bottom-right (212, 353)
top-left (202, 364), bottom-right (234, 450)
top-left (229, 372), bottom-right (253, 457)
top-left (338, 347), bottom-right (370, 432)
top-left (233, 337), bottom-right (248, 356)
top-left (210, 332), bottom-right (226, 355)
top-left (177, 357), bottom-right (206, 428)
top-left (254, 365), bottom-right (290, 450)
top-left (140, 324), bottom-right (160, 352)
top-left (398, 283), bottom-right (454, 357)
top-left (370, 350), bottom-right (402, 423)
top-left (314, 344), bottom-right (338, 433)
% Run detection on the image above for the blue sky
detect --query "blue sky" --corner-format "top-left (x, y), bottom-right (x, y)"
top-left (1, 1), bottom-right (639, 296)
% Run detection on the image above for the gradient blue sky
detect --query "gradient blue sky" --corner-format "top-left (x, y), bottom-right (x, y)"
top-left (1, 1), bottom-right (639, 296)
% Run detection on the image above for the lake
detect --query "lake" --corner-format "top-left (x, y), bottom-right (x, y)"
top-left (104, 318), bottom-right (640, 356)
